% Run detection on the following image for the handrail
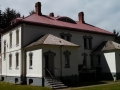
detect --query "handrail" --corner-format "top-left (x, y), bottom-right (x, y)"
top-left (44, 68), bottom-right (54, 88)
top-left (55, 67), bottom-right (65, 77)
top-left (44, 68), bottom-right (54, 78)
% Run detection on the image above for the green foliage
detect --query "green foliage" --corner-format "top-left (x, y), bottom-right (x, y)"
top-left (29, 10), bottom-right (35, 15)
top-left (0, 7), bottom-right (21, 30)
top-left (113, 29), bottom-right (120, 43)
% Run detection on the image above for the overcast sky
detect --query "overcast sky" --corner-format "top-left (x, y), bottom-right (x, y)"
top-left (1, 0), bottom-right (120, 32)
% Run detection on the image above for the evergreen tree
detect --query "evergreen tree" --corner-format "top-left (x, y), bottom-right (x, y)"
top-left (0, 7), bottom-right (21, 30)
top-left (29, 10), bottom-right (35, 15)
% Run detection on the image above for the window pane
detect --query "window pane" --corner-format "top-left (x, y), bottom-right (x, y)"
top-left (84, 38), bottom-right (87, 49)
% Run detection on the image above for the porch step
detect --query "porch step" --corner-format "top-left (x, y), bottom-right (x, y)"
top-left (45, 77), bottom-right (68, 89)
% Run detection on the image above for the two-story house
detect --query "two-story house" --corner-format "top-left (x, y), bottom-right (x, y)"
top-left (0, 2), bottom-right (120, 89)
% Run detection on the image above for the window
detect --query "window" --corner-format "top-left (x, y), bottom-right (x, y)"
top-left (82, 53), bottom-right (87, 66)
top-left (29, 52), bottom-right (33, 69)
top-left (16, 30), bottom-right (19, 46)
top-left (83, 36), bottom-right (93, 50)
top-left (16, 52), bottom-right (19, 68)
top-left (66, 33), bottom-right (72, 41)
top-left (88, 36), bottom-right (92, 49)
top-left (9, 32), bottom-right (12, 48)
top-left (97, 55), bottom-right (101, 65)
top-left (9, 54), bottom-right (12, 69)
top-left (60, 33), bottom-right (72, 41)
top-left (90, 54), bottom-right (94, 68)
top-left (63, 50), bottom-right (71, 68)
top-left (84, 37), bottom-right (87, 49)
top-left (4, 40), bottom-right (6, 59)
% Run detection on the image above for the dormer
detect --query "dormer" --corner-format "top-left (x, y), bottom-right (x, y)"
top-left (57, 17), bottom-right (76, 24)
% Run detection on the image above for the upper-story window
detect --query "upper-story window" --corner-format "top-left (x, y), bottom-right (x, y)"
top-left (9, 53), bottom-right (12, 69)
top-left (16, 52), bottom-right (19, 68)
top-left (60, 33), bottom-right (72, 41)
top-left (82, 53), bottom-right (87, 66)
top-left (4, 40), bottom-right (6, 59)
top-left (16, 29), bottom-right (19, 46)
top-left (29, 52), bottom-right (33, 69)
top-left (83, 36), bottom-right (93, 50)
top-left (97, 54), bottom-right (101, 65)
top-left (63, 50), bottom-right (71, 68)
top-left (9, 32), bottom-right (12, 48)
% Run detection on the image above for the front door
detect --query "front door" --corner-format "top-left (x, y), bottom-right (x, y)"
top-left (45, 53), bottom-right (54, 76)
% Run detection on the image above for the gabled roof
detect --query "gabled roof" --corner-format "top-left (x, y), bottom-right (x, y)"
top-left (26, 34), bottom-right (79, 48)
top-left (1, 13), bottom-right (114, 36)
top-left (95, 41), bottom-right (120, 51)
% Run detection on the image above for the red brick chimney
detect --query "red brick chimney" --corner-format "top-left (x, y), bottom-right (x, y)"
top-left (49, 12), bottom-right (54, 17)
top-left (35, 2), bottom-right (42, 15)
top-left (78, 12), bottom-right (85, 23)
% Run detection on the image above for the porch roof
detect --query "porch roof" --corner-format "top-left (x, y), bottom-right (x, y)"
top-left (95, 41), bottom-right (120, 51)
top-left (26, 34), bottom-right (79, 48)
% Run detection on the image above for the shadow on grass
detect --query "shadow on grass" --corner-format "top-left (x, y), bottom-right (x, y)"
top-left (68, 80), bottom-right (113, 88)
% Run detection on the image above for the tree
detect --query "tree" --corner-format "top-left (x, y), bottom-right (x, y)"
top-left (0, 7), bottom-right (21, 30)
top-left (113, 29), bottom-right (120, 43)
top-left (29, 10), bottom-right (35, 15)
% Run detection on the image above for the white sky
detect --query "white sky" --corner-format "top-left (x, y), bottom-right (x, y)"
top-left (1, 0), bottom-right (120, 32)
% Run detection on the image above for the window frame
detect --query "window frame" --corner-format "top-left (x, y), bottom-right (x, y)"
top-left (16, 29), bottom-right (19, 46)
top-left (9, 53), bottom-right (12, 69)
top-left (16, 52), bottom-right (19, 69)
top-left (4, 40), bottom-right (6, 60)
top-left (9, 32), bottom-right (12, 48)
top-left (63, 50), bottom-right (71, 68)
top-left (29, 52), bottom-right (33, 69)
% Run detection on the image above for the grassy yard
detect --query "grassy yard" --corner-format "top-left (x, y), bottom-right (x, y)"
top-left (0, 81), bottom-right (51, 90)
top-left (1, 81), bottom-right (120, 90)
top-left (73, 83), bottom-right (120, 90)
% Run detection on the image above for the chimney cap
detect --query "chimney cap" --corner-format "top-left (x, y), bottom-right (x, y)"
top-left (35, 2), bottom-right (41, 7)
top-left (49, 12), bottom-right (54, 17)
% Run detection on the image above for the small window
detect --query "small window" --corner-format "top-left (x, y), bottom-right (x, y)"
top-left (4, 40), bottom-right (6, 59)
top-left (15, 78), bottom-right (18, 83)
top-left (9, 54), bottom-right (12, 69)
top-left (83, 36), bottom-right (93, 50)
top-left (9, 32), bottom-right (12, 48)
top-left (60, 33), bottom-right (72, 41)
top-left (60, 33), bottom-right (65, 39)
top-left (29, 79), bottom-right (33, 84)
top-left (82, 53), bottom-right (87, 66)
top-left (90, 54), bottom-right (94, 67)
top-left (84, 37), bottom-right (87, 49)
top-left (63, 50), bottom-right (71, 68)
top-left (29, 52), bottom-right (33, 69)
top-left (16, 53), bottom-right (19, 68)
top-left (66, 33), bottom-right (72, 41)
top-left (16, 30), bottom-right (19, 46)
top-left (98, 55), bottom-right (101, 65)
top-left (1, 77), bottom-right (4, 81)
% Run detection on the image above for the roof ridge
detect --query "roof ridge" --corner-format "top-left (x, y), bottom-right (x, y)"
top-left (42, 34), bottom-right (51, 44)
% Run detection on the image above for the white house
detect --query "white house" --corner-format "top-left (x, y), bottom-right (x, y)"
top-left (0, 2), bottom-right (119, 89)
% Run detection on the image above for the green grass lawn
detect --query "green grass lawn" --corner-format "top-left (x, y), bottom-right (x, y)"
top-left (0, 81), bottom-right (52, 90)
top-left (1, 81), bottom-right (120, 90)
top-left (71, 83), bottom-right (120, 90)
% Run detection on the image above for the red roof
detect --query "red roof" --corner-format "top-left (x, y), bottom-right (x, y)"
top-left (1, 13), bottom-right (113, 35)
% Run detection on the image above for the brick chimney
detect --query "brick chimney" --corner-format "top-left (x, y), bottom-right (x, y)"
top-left (35, 2), bottom-right (42, 15)
top-left (49, 12), bottom-right (54, 17)
top-left (78, 12), bottom-right (85, 23)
